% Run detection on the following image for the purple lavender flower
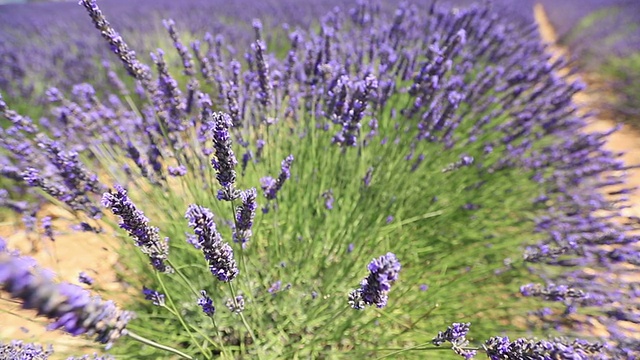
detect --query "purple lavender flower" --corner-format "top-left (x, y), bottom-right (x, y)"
top-left (520, 283), bottom-right (586, 301)
top-left (197, 290), bottom-right (215, 316)
top-left (261, 155), bottom-right (294, 200)
top-left (432, 323), bottom-right (476, 359)
top-left (102, 185), bottom-right (171, 273)
top-left (0, 340), bottom-right (53, 360)
top-left (233, 188), bottom-right (257, 246)
top-left (185, 204), bottom-right (238, 282)
top-left (78, 272), bottom-right (94, 286)
top-left (348, 252), bottom-right (401, 309)
top-left (0, 253), bottom-right (133, 345)
top-left (210, 112), bottom-right (239, 201)
top-left (442, 154), bottom-right (475, 172)
top-left (362, 167), bottom-right (374, 187)
top-left (268, 280), bottom-right (282, 294)
top-left (323, 190), bottom-right (334, 210)
top-left (42, 216), bottom-right (54, 241)
top-left (142, 286), bottom-right (165, 306)
top-left (483, 336), bottom-right (603, 360)
top-left (225, 295), bottom-right (245, 314)
top-left (167, 165), bottom-right (187, 177)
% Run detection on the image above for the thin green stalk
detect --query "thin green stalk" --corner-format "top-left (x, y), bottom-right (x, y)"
top-left (156, 272), bottom-right (210, 359)
top-left (127, 331), bottom-right (194, 360)
top-left (227, 282), bottom-right (263, 360)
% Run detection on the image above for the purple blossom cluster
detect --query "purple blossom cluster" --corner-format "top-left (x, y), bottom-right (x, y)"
top-left (233, 188), bottom-right (257, 246)
top-left (0, 253), bottom-right (134, 346)
top-left (0, 340), bottom-right (53, 360)
top-left (349, 252), bottom-right (401, 309)
top-left (197, 290), bottom-right (215, 316)
top-left (101, 185), bottom-right (172, 273)
top-left (185, 204), bottom-right (238, 282)
top-left (261, 155), bottom-right (294, 201)
top-left (483, 336), bottom-right (604, 360)
top-left (432, 322), bottom-right (476, 359)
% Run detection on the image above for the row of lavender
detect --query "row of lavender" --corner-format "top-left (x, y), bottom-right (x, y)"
top-left (0, 0), bottom-right (638, 358)
top-left (0, 0), bottom-right (536, 102)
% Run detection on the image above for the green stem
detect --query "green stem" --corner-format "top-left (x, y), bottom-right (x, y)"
top-left (228, 282), bottom-right (263, 360)
top-left (156, 273), bottom-right (211, 358)
top-left (127, 330), bottom-right (193, 359)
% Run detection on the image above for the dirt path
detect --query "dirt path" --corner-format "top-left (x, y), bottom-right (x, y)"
top-left (535, 2), bottom-right (640, 340)
top-left (534, 4), bottom-right (640, 220)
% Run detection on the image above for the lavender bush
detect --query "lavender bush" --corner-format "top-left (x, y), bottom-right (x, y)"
top-left (0, 0), bottom-right (638, 358)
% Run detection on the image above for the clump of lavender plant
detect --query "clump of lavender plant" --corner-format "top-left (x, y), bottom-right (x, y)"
top-left (348, 252), bottom-right (401, 309)
top-left (185, 204), bottom-right (238, 282)
top-left (101, 185), bottom-right (172, 273)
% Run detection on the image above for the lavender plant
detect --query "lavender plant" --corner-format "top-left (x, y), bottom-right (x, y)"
top-left (0, 0), bottom-right (638, 359)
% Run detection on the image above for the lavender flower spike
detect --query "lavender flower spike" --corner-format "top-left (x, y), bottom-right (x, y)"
top-left (210, 112), bottom-right (239, 201)
top-left (483, 336), bottom-right (603, 359)
top-left (261, 155), bottom-right (294, 200)
top-left (233, 188), bottom-right (257, 246)
top-left (197, 290), bottom-right (215, 316)
top-left (348, 252), bottom-right (401, 309)
top-left (432, 322), bottom-right (476, 359)
top-left (0, 253), bottom-right (134, 345)
top-left (101, 185), bottom-right (172, 273)
top-left (185, 204), bottom-right (238, 282)
top-left (0, 340), bottom-right (53, 359)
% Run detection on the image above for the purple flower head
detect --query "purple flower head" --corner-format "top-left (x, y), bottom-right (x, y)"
top-left (78, 272), bottom-right (94, 286)
top-left (233, 188), bottom-right (257, 246)
top-left (210, 112), bottom-right (238, 200)
top-left (42, 216), bottom-right (54, 241)
top-left (261, 155), bottom-right (294, 200)
top-left (185, 204), bottom-right (238, 282)
top-left (0, 340), bottom-right (53, 359)
top-left (432, 323), bottom-right (476, 359)
top-left (225, 295), bottom-right (245, 314)
top-left (348, 252), bottom-right (401, 309)
top-left (102, 185), bottom-right (171, 273)
top-left (363, 167), bottom-right (374, 187)
top-left (167, 165), bottom-right (187, 177)
top-left (323, 190), bottom-right (334, 210)
top-left (0, 253), bottom-right (133, 345)
top-left (268, 280), bottom-right (282, 294)
top-left (520, 283), bottom-right (586, 301)
top-left (197, 290), bottom-right (215, 316)
top-left (483, 336), bottom-right (603, 360)
top-left (142, 286), bottom-right (165, 306)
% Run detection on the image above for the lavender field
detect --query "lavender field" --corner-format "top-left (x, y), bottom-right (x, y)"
top-left (0, 0), bottom-right (639, 359)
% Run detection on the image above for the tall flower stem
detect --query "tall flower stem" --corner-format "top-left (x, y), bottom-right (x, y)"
top-left (127, 331), bottom-right (194, 360)
top-left (156, 272), bottom-right (211, 358)
top-left (227, 282), bottom-right (262, 359)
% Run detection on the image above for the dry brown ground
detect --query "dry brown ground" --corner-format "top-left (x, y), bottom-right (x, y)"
top-left (0, 3), bottom-right (639, 359)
